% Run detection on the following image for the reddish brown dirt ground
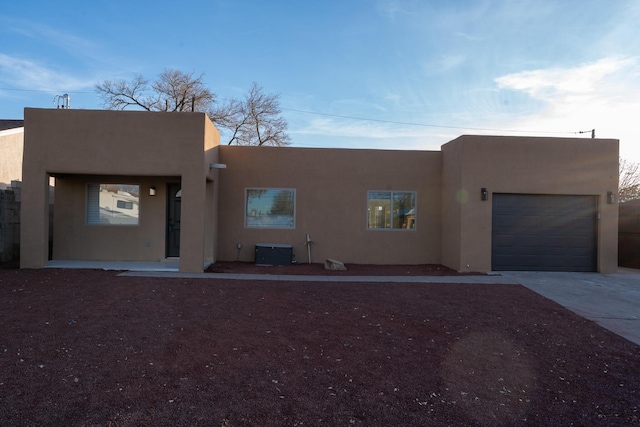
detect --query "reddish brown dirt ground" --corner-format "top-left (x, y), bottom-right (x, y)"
top-left (0, 267), bottom-right (639, 426)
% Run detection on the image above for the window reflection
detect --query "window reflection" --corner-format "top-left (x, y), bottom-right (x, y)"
top-left (245, 188), bottom-right (295, 228)
top-left (367, 191), bottom-right (416, 230)
top-left (87, 184), bottom-right (140, 225)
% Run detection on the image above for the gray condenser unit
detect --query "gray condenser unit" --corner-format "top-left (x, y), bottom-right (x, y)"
top-left (255, 243), bottom-right (293, 266)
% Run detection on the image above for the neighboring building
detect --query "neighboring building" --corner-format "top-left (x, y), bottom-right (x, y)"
top-left (0, 120), bottom-right (25, 263)
top-left (20, 108), bottom-right (619, 273)
top-left (0, 120), bottom-right (24, 190)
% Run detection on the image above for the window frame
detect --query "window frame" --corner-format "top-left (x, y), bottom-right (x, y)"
top-left (116, 200), bottom-right (134, 210)
top-left (86, 183), bottom-right (140, 226)
top-left (244, 187), bottom-right (296, 229)
top-left (367, 190), bottom-right (417, 231)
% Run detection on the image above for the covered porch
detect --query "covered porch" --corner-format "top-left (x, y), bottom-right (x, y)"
top-left (21, 108), bottom-right (221, 273)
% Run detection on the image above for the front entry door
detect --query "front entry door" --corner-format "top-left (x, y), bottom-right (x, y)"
top-left (166, 184), bottom-right (182, 257)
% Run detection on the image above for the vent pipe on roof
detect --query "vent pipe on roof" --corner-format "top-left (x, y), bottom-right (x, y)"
top-left (53, 94), bottom-right (70, 109)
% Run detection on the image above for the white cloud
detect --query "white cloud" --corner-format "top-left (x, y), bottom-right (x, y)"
top-left (493, 56), bottom-right (640, 162)
top-left (0, 53), bottom-right (95, 92)
top-left (496, 57), bottom-right (635, 97)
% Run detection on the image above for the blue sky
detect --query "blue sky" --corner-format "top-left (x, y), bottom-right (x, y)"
top-left (2, 0), bottom-right (640, 161)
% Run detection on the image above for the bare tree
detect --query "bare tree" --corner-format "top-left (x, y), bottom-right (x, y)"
top-left (152, 69), bottom-right (215, 112)
top-left (217, 82), bottom-right (290, 146)
top-left (619, 157), bottom-right (640, 203)
top-left (96, 74), bottom-right (152, 111)
top-left (96, 70), bottom-right (290, 146)
top-left (96, 69), bottom-right (215, 112)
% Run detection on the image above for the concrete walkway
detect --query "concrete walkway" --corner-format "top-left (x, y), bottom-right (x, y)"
top-left (121, 270), bottom-right (516, 283)
top-left (46, 259), bottom-right (180, 272)
top-left (45, 260), bottom-right (640, 346)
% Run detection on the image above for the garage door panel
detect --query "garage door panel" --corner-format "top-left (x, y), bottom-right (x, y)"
top-left (568, 236), bottom-right (592, 248)
top-left (493, 235), bottom-right (517, 248)
top-left (519, 255), bottom-right (543, 267)
top-left (547, 226), bottom-right (566, 236)
top-left (495, 216), bottom-right (518, 228)
top-left (492, 194), bottom-right (597, 271)
top-left (543, 256), bottom-right (566, 268)
top-left (546, 236), bottom-right (566, 247)
top-left (492, 255), bottom-right (513, 266)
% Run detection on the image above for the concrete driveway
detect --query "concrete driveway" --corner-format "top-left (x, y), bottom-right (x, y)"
top-left (499, 269), bottom-right (640, 346)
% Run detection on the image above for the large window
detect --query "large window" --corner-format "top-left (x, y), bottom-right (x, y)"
top-left (87, 184), bottom-right (140, 225)
top-left (245, 188), bottom-right (295, 229)
top-left (367, 191), bottom-right (416, 230)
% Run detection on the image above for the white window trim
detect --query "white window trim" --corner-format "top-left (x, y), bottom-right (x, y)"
top-left (244, 187), bottom-right (296, 229)
top-left (367, 190), bottom-right (417, 231)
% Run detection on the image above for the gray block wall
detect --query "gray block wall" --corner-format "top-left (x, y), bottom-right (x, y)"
top-left (0, 181), bottom-right (54, 264)
top-left (0, 181), bottom-right (21, 262)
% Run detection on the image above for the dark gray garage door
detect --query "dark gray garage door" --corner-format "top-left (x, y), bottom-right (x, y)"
top-left (492, 194), bottom-right (597, 271)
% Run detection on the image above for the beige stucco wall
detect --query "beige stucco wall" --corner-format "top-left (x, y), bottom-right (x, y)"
top-left (20, 108), bottom-right (620, 273)
top-left (216, 146), bottom-right (442, 265)
top-left (21, 108), bottom-right (219, 272)
top-left (0, 127), bottom-right (24, 189)
top-left (441, 135), bottom-right (619, 273)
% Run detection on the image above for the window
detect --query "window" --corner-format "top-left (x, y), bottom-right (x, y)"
top-left (87, 184), bottom-right (140, 225)
top-left (116, 200), bottom-right (133, 210)
top-left (367, 191), bottom-right (416, 230)
top-left (245, 188), bottom-right (295, 229)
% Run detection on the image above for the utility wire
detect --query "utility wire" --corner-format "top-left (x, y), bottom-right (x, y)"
top-left (1, 86), bottom-right (587, 136)
top-left (281, 107), bottom-right (578, 135)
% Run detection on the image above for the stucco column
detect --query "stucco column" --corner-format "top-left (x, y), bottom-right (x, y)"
top-left (20, 171), bottom-right (50, 268)
top-left (178, 171), bottom-right (206, 272)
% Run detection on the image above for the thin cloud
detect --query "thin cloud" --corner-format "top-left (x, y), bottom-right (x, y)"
top-left (495, 56), bottom-right (636, 97)
top-left (1, 17), bottom-right (102, 62)
top-left (290, 116), bottom-right (429, 140)
top-left (423, 54), bottom-right (466, 75)
top-left (376, 0), bottom-right (414, 22)
top-left (0, 16), bottom-right (127, 80)
top-left (454, 31), bottom-right (483, 42)
top-left (0, 54), bottom-right (94, 91)
top-left (288, 114), bottom-right (455, 151)
top-left (493, 56), bottom-right (640, 159)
